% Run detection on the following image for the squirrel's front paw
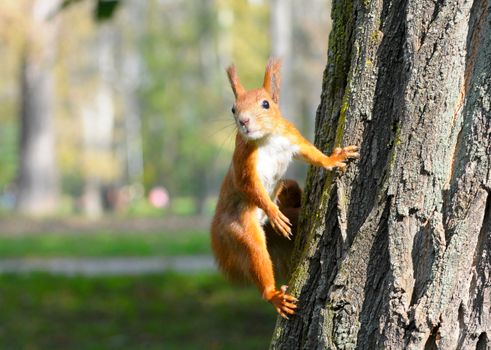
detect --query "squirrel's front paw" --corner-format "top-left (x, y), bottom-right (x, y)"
top-left (269, 207), bottom-right (292, 239)
top-left (325, 145), bottom-right (359, 171)
top-left (266, 285), bottom-right (298, 319)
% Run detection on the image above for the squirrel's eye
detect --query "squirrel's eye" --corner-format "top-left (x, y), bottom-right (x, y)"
top-left (261, 100), bottom-right (270, 109)
top-left (231, 106), bottom-right (236, 114)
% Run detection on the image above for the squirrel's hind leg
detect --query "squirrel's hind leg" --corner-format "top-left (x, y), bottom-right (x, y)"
top-left (241, 212), bottom-right (298, 318)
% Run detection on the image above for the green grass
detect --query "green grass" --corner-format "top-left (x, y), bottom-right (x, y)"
top-left (0, 272), bottom-right (276, 349)
top-left (0, 230), bottom-right (211, 258)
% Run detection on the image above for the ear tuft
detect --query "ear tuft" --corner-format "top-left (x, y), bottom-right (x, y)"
top-left (263, 57), bottom-right (282, 104)
top-left (226, 64), bottom-right (245, 98)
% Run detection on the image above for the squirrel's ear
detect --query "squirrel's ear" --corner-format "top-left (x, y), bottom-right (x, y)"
top-left (226, 64), bottom-right (245, 98)
top-left (263, 58), bottom-right (281, 104)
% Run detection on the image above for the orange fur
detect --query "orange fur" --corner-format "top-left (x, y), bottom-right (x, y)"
top-left (211, 58), bottom-right (359, 318)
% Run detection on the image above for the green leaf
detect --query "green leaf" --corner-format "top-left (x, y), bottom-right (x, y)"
top-left (94, 0), bottom-right (121, 21)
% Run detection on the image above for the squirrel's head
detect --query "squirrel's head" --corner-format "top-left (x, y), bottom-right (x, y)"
top-left (226, 58), bottom-right (282, 141)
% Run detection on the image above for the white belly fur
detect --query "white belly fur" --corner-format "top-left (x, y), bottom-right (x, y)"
top-left (255, 135), bottom-right (298, 224)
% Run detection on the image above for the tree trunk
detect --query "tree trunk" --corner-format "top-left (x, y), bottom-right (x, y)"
top-left (271, 0), bottom-right (490, 348)
top-left (16, 0), bottom-right (60, 215)
top-left (120, 0), bottom-right (145, 187)
top-left (80, 24), bottom-right (117, 218)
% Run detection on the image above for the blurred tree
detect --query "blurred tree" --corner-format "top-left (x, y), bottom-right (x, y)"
top-left (119, 0), bottom-right (146, 188)
top-left (56, 0), bottom-right (97, 203)
top-left (270, 0), bottom-right (293, 119)
top-left (16, 0), bottom-right (61, 215)
top-left (290, 0), bottom-right (331, 136)
top-left (79, 23), bottom-right (118, 217)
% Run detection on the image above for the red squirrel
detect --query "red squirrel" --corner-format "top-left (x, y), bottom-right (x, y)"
top-left (210, 58), bottom-right (359, 318)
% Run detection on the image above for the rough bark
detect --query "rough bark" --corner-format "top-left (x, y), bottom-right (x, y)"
top-left (271, 0), bottom-right (491, 348)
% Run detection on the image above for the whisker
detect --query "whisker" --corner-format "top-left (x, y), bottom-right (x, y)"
top-left (208, 126), bottom-right (236, 169)
top-left (205, 122), bottom-right (236, 139)
top-left (208, 117), bottom-right (234, 124)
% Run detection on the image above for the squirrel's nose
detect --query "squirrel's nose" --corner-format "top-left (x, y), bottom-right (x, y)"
top-left (239, 117), bottom-right (250, 127)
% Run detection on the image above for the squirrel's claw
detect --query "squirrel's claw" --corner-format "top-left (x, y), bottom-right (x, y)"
top-left (269, 208), bottom-right (292, 239)
top-left (340, 145), bottom-right (360, 159)
top-left (326, 145), bottom-right (359, 172)
top-left (268, 285), bottom-right (298, 319)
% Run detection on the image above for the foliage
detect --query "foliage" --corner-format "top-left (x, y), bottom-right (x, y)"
top-left (0, 122), bottom-right (17, 190)
top-left (0, 1), bottom-right (25, 192)
top-left (0, 0), bottom-right (271, 215)
top-left (94, 0), bottom-right (121, 20)
top-left (0, 272), bottom-right (275, 349)
top-left (57, 0), bottom-right (121, 21)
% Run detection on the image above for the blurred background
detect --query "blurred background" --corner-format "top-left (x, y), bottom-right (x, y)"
top-left (0, 0), bottom-right (331, 348)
